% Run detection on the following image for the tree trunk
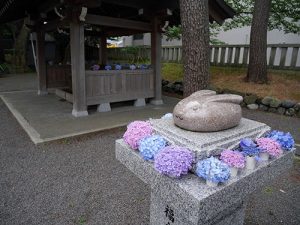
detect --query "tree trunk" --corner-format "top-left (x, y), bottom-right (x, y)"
top-left (180, 0), bottom-right (210, 97)
top-left (246, 0), bottom-right (271, 83)
top-left (12, 21), bottom-right (30, 73)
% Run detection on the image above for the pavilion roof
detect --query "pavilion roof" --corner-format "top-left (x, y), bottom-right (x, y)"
top-left (0, 0), bottom-right (235, 26)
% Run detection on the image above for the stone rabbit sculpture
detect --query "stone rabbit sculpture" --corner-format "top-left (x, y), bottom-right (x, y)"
top-left (173, 90), bottom-right (243, 132)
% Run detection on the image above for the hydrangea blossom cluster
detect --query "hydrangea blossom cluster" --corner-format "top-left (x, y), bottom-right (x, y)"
top-left (161, 113), bottom-right (173, 119)
top-left (123, 121), bottom-right (153, 150)
top-left (129, 64), bottom-right (136, 70)
top-left (138, 135), bottom-right (167, 160)
top-left (91, 64), bottom-right (100, 71)
top-left (115, 64), bottom-right (122, 70)
top-left (154, 146), bottom-right (194, 178)
top-left (139, 64), bottom-right (148, 70)
top-left (105, 65), bottom-right (112, 70)
top-left (239, 138), bottom-right (261, 156)
top-left (265, 130), bottom-right (295, 151)
top-left (256, 137), bottom-right (283, 157)
top-left (220, 150), bottom-right (245, 168)
top-left (196, 157), bottom-right (230, 183)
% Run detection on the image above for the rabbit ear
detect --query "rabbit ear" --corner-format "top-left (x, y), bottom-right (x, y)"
top-left (189, 90), bottom-right (216, 98)
top-left (205, 94), bottom-right (243, 104)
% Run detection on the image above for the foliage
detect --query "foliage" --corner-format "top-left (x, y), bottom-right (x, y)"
top-left (164, 0), bottom-right (300, 42)
top-left (161, 63), bottom-right (300, 101)
top-left (164, 26), bottom-right (182, 41)
top-left (224, 0), bottom-right (300, 34)
top-left (120, 46), bottom-right (148, 64)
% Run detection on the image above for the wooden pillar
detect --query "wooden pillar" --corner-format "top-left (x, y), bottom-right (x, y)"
top-left (36, 30), bottom-right (48, 95)
top-left (70, 20), bottom-right (88, 117)
top-left (150, 17), bottom-right (163, 105)
top-left (99, 36), bottom-right (107, 65)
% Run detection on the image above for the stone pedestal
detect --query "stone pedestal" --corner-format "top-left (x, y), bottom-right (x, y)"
top-left (97, 103), bottom-right (111, 112)
top-left (134, 98), bottom-right (146, 107)
top-left (115, 118), bottom-right (294, 225)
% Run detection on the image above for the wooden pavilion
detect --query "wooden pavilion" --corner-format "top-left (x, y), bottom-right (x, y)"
top-left (0, 0), bottom-right (234, 117)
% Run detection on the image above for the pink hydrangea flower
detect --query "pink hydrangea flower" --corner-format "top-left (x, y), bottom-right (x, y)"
top-left (220, 149), bottom-right (245, 168)
top-left (123, 121), bottom-right (153, 150)
top-left (256, 137), bottom-right (283, 158)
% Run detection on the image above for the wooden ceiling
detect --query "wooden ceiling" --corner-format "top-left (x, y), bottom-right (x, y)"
top-left (0, 0), bottom-right (235, 25)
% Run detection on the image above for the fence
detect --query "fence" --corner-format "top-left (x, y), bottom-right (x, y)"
top-left (107, 44), bottom-right (300, 70)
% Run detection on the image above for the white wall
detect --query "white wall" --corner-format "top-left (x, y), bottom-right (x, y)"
top-left (122, 27), bottom-right (300, 46)
top-left (216, 26), bottom-right (300, 44)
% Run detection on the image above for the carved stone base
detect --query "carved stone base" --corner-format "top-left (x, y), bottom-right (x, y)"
top-left (37, 90), bottom-right (48, 96)
top-left (115, 118), bottom-right (294, 225)
top-left (97, 103), bottom-right (111, 112)
top-left (134, 98), bottom-right (146, 107)
top-left (72, 109), bottom-right (88, 117)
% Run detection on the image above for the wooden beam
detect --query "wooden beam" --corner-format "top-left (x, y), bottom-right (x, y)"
top-left (70, 20), bottom-right (88, 117)
top-left (99, 36), bottom-right (107, 65)
top-left (41, 18), bottom-right (69, 31)
top-left (38, 0), bottom-right (63, 14)
top-left (36, 30), bottom-right (48, 95)
top-left (101, 0), bottom-right (148, 9)
top-left (85, 14), bottom-right (152, 32)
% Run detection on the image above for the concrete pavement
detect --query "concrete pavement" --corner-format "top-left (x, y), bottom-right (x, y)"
top-left (0, 99), bottom-right (299, 225)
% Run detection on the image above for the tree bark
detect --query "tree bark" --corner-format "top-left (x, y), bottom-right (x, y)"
top-left (246, 0), bottom-right (271, 83)
top-left (180, 0), bottom-right (210, 97)
top-left (13, 21), bottom-right (30, 73)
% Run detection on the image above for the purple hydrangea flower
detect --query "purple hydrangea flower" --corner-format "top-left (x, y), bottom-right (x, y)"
top-left (115, 64), bottom-right (122, 70)
top-left (240, 138), bottom-right (261, 156)
top-left (265, 130), bottom-right (295, 151)
top-left (240, 138), bottom-right (257, 149)
top-left (154, 146), bottom-right (194, 178)
top-left (196, 157), bottom-right (230, 183)
top-left (138, 135), bottom-right (167, 160)
top-left (129, 64), bottom-right (136, 70)
top-left (139, 64), bottom-right (148, 70)
top-left (256, 137), bottom-right (283, 157)
top-left (105, 65), bottom-right (112, 70)
top-left (123, 121), bottom-right (153, 150)
top-left (91, 64), bottom-right (100, 71)
top-left (220, 150), bottom-right (245, 168)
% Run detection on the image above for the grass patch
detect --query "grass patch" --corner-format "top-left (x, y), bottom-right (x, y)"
top-left (294, 156), bottom-right (300, 165)
top-left (162, 63), bottom-right (300, 101)
top-left (162, 63), bottom-right (184, 82)
top-left (263, 186), bottom-right (274, 194)
top-left (77, 215), bottom-right (87, 225)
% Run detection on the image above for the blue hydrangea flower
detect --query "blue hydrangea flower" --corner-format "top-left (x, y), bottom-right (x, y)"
top-left (138, 135), bottom-right (167, 160)
top-left (240, 138), bottom-right (261, 156)
top-left (105, 65), bottom-right (112, 70)
top-left (129, 64), bottom-right (136, 70)
top-left (161, 113), bottom-right (173, 119)
top-left (240, 138), bottom-right (256, 149)
top-left (265, 130), bottom-right (295, 150)
top-left (196, 157), bottom-right (230, 183)
top-left (115, 64), bottom-right (122, 70)
top-left (139, 64), bottom-right (148, 70)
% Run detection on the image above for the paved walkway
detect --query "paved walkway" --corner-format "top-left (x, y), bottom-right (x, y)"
top-left (0, 99), bottom-right (300, 225)
top-left (0, 91), bottom-right (179, 143)
top-left (1, 73), bottom-right (300, 224)
top-left (0, 73), bottom-right (37, 92)
top-left (1, 73), bottom-right (299, 146)
top-left (1, 90), bottom-right (300, 145)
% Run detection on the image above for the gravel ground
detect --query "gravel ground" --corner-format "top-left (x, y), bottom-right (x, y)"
top-left (0, 99), bottom-right (300, 225)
